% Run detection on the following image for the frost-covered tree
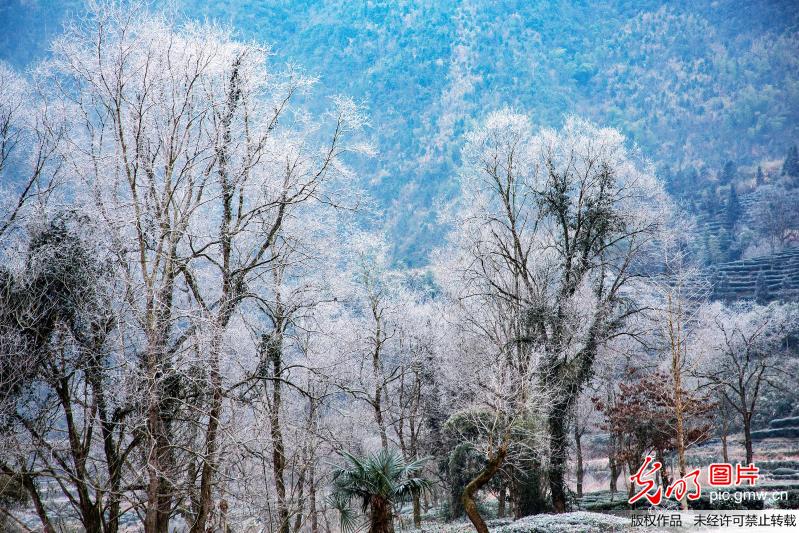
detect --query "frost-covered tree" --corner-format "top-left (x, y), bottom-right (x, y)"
top-left (388, 293), bottom-right (440, 527)
top-left (0, 214), bottom-right (129, 533)
top-left (644, 236), bottom-right (716, 509)
top-left (696, 302), bottom-right (797, 464)
top-left (5, 2), bottom-right (369, 531)
top-left (443, 111), bottom-right (668, 513)
top-left (0, 61), bottom-right (63, 241)
top-left (752, 184), bottom-right (799, 252)
top-left (431, 278), bottom-right (547, 531)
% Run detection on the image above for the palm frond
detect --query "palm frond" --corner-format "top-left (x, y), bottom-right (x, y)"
top-left (393, 475), bottom-right (432, 500)
top-left (326, 491), bottom-right (359, 533)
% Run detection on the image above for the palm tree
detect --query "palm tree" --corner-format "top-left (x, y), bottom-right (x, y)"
top-left (329, 449), bottom-right (430, 533)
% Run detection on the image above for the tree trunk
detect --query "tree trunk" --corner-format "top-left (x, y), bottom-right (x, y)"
top-left (548, 408), bottom-right (569, 513)
top-left (144, 347), bottom-right (174, 533)
top-left (293, 466), bottom-right (306, 533)
top-left (721, 429), bottom-right (729, 464)
top-left (574, 423), bottom-right (584, 500)
top-left (190, 330), bottom-right (224, 533)
top-left (308, 465), bottom-right (318, 533)
top-left (627, 463), bottom-right (636, 502)
top-left (412, 492), bottom-right (421, 528)
top-left (369, 496), bottom-right (393, 533)
top-left (306, 397), bottom-right (319, 533)
top-left (497, 482), bottom-right (506, 518)
top-left (462, 445), bottom-right (507, 533)
top-left (373, 353), bottom-right (388, 449)
top-left (219, 499), bottom-right (229, 533)
top-left (670, 315), bottom-right (688, 511)
top-left (265, 333), bottom-right (290, 533)
top-left (743, 415), bottom-right (754, 465)
top-left (87, 363), bottom-right (123, 533)
top-left (608, 438), bottom-right (618, 500)
top-left (656, 449), bottom-right (671, 489)
top-left (719, 395), bottom-right (731, 464)
top-left (369, 297), bottom-right (389, 449)
top-left (18, 468), bottom-right (56, 533)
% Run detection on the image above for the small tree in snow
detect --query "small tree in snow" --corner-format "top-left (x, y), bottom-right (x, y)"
top-left (696, 302), bottom-right (797, 464)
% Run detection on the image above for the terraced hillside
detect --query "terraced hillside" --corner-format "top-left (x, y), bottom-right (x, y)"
top-left (710, 246), bottom-right (799, 302)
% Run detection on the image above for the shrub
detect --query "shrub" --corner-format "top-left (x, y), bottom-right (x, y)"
top-left (750, 427), bottom-right (799, 440)
top-left (770, 417), bottom-right (799, 429)
top-left (776, 491), bottom-right (799, 510)
top-left (757, 460), bottom-right (799, 471)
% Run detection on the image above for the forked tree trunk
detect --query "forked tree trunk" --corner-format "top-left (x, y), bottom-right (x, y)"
top-left (190, 58), bottom-right (243, 533)
top-left (547, 332), bottom-right (598, 513)
top-left (462, 446), bottom-right (508, 533)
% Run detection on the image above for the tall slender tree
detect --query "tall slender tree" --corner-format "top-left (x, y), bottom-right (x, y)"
top-left (444, 112), bottom-right (668, 512)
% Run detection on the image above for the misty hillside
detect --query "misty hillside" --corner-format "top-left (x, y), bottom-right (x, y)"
top-left (2, 0), bottom-right (798, 264)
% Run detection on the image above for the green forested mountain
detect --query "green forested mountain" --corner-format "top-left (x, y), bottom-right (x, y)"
top-left (2, 0), bottom-right (798, 264)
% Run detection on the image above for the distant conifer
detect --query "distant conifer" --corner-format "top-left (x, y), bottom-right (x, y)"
top-left (756, 166), bottom-right (765, 187)
top-left (721, 160), bottom-right (736, 184)
top-left (783, 145), bottom-right (799, 178)
top-left (754, 271), bottom-right (770, 305)
top-left (726, 186), bottom-right (741, 229)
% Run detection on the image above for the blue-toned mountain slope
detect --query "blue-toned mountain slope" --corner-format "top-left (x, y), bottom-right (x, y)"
top-left (2, 0), bottom-right (798, 264)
